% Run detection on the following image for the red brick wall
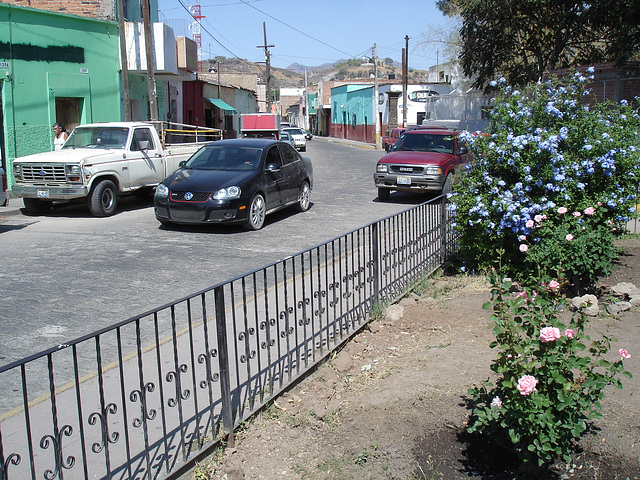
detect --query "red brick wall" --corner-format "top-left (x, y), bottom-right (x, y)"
top-left (3, 0), bottom-right (113, 20)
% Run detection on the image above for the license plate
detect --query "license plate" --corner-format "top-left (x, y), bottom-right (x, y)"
top-left (36, 189), bottom-right (50, 198)
top-left (397, 176), bottom-right (412, 185)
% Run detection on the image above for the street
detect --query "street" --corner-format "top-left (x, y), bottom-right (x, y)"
top-left (0, 138), bottom-right (429, 367)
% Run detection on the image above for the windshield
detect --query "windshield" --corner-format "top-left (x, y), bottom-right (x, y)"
top-left (185, 145), bottom-right (263, 171)
top-left (394, 133), bottom-right (454, 153)
top-left (284, 128), bottom-right (304, 135)
top-left (63, 127), bottom-right (129, 149)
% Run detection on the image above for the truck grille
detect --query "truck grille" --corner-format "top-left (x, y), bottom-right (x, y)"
top-left (390, 165), bottom-right (422, 174)
top-left (20, 164), bottom-right (67, 182)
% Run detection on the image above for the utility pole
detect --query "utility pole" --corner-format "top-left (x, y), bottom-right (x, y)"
top-left (116, 0), bottom-right (131, 121)
top-left (141, 0), bottom-right (158, 121)
top-left (373, 44), bottom-right (381, 150)
top-left (304, 68), bottom-right (309, 131)
top-left (257, 23), bottom-right (274, 111)
top-left (402, 35), bottom-right (409, 128)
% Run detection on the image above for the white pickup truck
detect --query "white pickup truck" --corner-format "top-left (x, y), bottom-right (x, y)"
top-left (11, 122), bottom-right (219, 216)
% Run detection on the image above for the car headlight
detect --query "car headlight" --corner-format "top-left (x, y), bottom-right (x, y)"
top-left (425, 166), bottom-right (442, 175)
top-left (212, 186), bottom-right (241, 200)
top-left (13, 163), bottom-right (22, 179)
top-left (376, 164), bottom-right (388, 173)
top-left (155, 183), bottom-right (169, 198)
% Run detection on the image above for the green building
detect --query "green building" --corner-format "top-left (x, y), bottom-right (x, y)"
top-left (0, 3), bottom-right (122, 183)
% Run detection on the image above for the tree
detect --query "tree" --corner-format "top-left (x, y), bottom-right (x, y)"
top-left (437, 0), bottom-right (640, 88)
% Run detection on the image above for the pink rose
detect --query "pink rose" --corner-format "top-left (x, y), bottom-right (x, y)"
top-left (548, 280), bottom-right (560, 291)
top-left (619, 349), bottom-right (631, 359)
top-left (598, 202), bottom-right (603, 206)
top-left (491, 396), bottom-right (503, 408)
top-left (573, 211), bottom-right (581, 217)
top-left (534, 214), bottom-right (544, 223)
top-left (584, 207), bottom-right (595, 215)
top-left (558, 207), bottom-right (568, 214)
top-left (566, 234), bottom-right (574, 241)
top-left (564, 329), bottom-right (575, 338)
top-left (517, 375), bottom-right (538, 395)
top-left (519, 244), bottom-right (528, 252)
top-left (526, 220), bottom-right (535, 228)
top-left (540, 326), bottom-right (561, 343)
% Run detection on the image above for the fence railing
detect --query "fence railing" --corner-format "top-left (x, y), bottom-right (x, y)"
top-left (0, 195), bottom-right (455, 480)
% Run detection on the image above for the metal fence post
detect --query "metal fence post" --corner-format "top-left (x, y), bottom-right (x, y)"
top-left (214, 285), bottom-right (235, 447)
top-left (440, 196), bottom-right (448, 264)
top-left (372, 222), bottom-right (380, 304)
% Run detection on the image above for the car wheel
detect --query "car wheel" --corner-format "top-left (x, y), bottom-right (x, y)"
top-left (377, 188), bottom-right (390, 201)
top-left (89, 179), bottom-right (118, 217)
top-left (442, 173), bottom-right (453, 195)
top-left (23, 198), bottom-right (52, 215)
top-left (295, 181), bottom-right (311, 212)
top-left (245, 193), bottom-right (266, 230)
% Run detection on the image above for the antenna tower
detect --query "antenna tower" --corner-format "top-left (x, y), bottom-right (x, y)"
top-left (189, 1), bottom-right (205, 71)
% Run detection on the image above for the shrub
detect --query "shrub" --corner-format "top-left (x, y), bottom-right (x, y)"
top-left (467, 270), bottom-right (632, 465)
top-left (450, 70), bottom-right (640, 286)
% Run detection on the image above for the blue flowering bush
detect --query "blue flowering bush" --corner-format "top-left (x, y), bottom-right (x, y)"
top-left (467, 270), bottom-right (632, 465)
top-left (450, 70), bottom-right (640, 286)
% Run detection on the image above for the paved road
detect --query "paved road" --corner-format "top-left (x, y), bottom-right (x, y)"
top-left (0, 138), bottom-right (428, 367)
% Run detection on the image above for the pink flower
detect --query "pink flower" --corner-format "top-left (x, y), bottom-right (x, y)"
top-left (566, 233), bottom-right (574, 241)
top-left (540, 326), bottom-right (562, 343)
top-left (548, 280), bottom-right (560, 291)
top-left (491, 396), bottom-right (503, 408)
top-left (598, 202), bottom-right (603, 206)
top-left (519, 244), bottom-right (528, 252)
top-left (518, 235), bottom-right (527, 241)
top-left (564, 329), bottom-right (575, 338)
top-left (619, 349), bottom-right (631, 359)
top-left (534, 214), bottom-right (545, 223)
top-left (573, 211), bottom-right (582, 217)
top-left (558, 207), bottom-right (568, 214)
top-left (517, 375), bottom-right (538, 396)
top-left (526, 219), bottom-right (535, 228)
top-left (584, 207), bottom-right (595, 215)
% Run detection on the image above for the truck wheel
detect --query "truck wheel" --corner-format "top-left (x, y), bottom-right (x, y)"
top-left (89, 180), bottom-right (118, 217)
top-left (244, 193), bottom-right (266, 230)
top-left (295, 181), bottom-right (311, 212)
top-left (442, 173), bottom-right (453, 195)
top-left (23, 198), bottom-right (52, 215)
top-left (377, 188), bottom-right (390, 202)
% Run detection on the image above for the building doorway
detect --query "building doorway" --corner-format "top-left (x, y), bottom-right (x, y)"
top-left (55, 97), bottom-right (83, 132)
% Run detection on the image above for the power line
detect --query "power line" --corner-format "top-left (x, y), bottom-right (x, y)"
top-left (237, 0), bottom-right (357, 59)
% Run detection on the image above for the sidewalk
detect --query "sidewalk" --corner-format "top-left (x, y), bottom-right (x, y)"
top-left (313, 134), bottom-right (378, 151)
top-left (0, 198), bottom-right (25, 217)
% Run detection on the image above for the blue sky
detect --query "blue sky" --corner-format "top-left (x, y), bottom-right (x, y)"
top-left (157, 0), bottom-right (457, 71)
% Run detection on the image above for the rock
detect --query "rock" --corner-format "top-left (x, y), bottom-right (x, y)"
top-left (570, 294), bottom-right (599, 316)
top-left (383, 304), bottom-right (404, 323)
top-left (332, 353), bottom-right (353, 373)
top-left (610, 282), bottom-right (640, 298)
top-left (433, 280), bottom-right (449, 291)
top-left (399, 293), bottom-right (420, 306)
top-left (607, 301), bottom-right (632, 315)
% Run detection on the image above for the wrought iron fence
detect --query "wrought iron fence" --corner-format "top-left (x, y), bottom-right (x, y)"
top-left (0, 195), bottom-right (456, 480)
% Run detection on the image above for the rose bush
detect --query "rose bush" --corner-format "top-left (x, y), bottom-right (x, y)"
top-left (449, 69), bottom-right (640, 287)
top-left (467, 271), bottom-right (632, 465)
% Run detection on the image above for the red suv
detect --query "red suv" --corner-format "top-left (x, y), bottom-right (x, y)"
top-left (373, 127), bottom-right (470, 201)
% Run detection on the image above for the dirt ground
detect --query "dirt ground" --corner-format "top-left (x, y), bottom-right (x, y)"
top-left (189, 238), bottom-right (640, 480)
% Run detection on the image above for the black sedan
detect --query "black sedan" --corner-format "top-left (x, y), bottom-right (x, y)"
top-left (154, 138), bottom-right (313, 230)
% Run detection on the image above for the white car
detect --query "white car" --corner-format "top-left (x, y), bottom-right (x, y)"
top-left (282, 127), bottom-right (307, 152)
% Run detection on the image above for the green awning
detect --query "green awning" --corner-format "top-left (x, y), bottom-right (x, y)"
top-left (206, 98), bottom-right (237, 113)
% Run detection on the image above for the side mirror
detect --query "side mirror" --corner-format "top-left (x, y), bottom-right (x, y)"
top-left (138, 140), bottom-right (150, 151)
top-left (179, 160), bottom-right (187, 167)
top-left (265, 163), bottom-right (281, 172)
top-left (458, 146), bottom-right (468, 155)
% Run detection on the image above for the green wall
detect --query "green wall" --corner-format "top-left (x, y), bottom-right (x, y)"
top-left (0, 4), bottom-right (121, 183)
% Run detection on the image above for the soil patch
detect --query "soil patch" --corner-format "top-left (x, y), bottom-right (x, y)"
top-left (189, 238), bottom-right (640, 480)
